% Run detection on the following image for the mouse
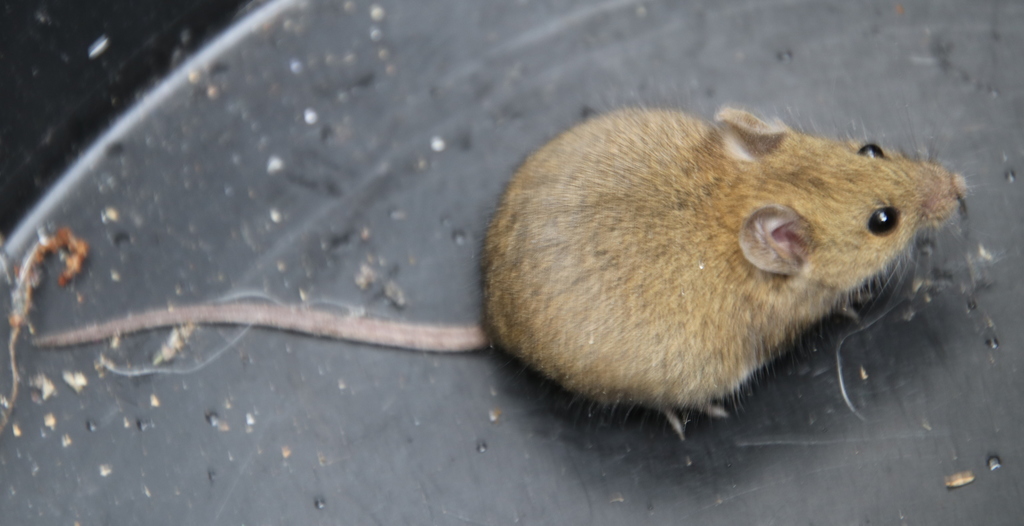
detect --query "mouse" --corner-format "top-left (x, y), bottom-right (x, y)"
top-left (32, 106), bottom-right (966, 437)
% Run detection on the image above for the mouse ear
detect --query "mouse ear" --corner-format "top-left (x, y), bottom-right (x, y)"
top-left (715, 107), bottom-right (787, 161)
top-left (739, 204), bottom-right (809, 275)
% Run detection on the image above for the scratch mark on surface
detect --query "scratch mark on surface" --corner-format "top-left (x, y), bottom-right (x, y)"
top-left (734, 431), bottom-right (943, 447)
top-left (211, 419), bottom-right (275, 522)
top-left (439, 0), bottom-right (644, 86)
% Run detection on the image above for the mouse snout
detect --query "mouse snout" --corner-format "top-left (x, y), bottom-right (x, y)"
top-left (920, 167), bottom-right (967, 224)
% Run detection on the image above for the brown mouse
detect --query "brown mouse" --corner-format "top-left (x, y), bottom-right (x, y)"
top-left (33, 107), bottom-right (966, 435)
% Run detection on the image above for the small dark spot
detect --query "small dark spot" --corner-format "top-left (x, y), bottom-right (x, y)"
top-left (85, 420), bottom-right (97, 432)
top-left (476, 439), bottom-right (488, 453)
top-left (966, 298), bottom-right (977, 311)
top-left (988, 455), bottom-right (1002, 470)
top-left (209, 62), bottom-right (229, 75)
top-left (314, 496), bottom-right (327, 510)
top-left (705, 87), bottom-right (715, 98)
top-left (323, 231), bottom-right (353, 250)
top-left (105, 142), bottom-right (125, 157)
top-left (205, 411), bottom-right (220, 427)
top-left (352, 71), bottom-right (375, 89)
top-left (136, 418), bottom-right (155, 431)
top-left (1005, 169), bottom-right (1016, 183)
top-left (579, 105), bottom-right (598, 119)
top-left (929, 37), bottom-right (953, 72)
top-left (776, 49), bottom-right (793, 63)
top-left (985, 337), bottom-right (999, 349)
top-left (458, 131), bottom-right (472, 150)
top-left (208, 469), bottom-right (217, 484)
top-left (112, 231), bottom-right (131, 247)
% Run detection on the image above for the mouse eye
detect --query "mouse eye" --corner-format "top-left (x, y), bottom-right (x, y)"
top-left (857, 144), bottom-right (884, 158)
top-left (867, 207), bottom-right (899, 235)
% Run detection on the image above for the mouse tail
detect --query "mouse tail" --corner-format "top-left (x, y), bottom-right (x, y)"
top-left (32, 302), bottom-right (488, 352)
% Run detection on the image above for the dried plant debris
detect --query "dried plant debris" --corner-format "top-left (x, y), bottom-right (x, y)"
top-left (29, 374), bottom-right (56, 401)
top-left (62, 371), bottom-right (88, 393)
top-left (945, 471), bottom-right (975, 489)
top-left (2, 227), bottom-right (89, 435)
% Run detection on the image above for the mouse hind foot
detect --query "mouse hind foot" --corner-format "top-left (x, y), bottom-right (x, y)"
top-left (662, 409), bottom-right (690, 441)
top-left (663, 403), bottom-right (729, 441)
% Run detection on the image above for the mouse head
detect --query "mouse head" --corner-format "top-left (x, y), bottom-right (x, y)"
top-left (716, 107), bottom-right (967, 292)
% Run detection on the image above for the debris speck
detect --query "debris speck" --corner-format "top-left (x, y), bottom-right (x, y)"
top-left (282, 445), bottom-right (292, 458)
top-left (62, 371), bottom-right (88, 393)
top-left (370, 4), bottom-right (385, 21)
top-left (150, 394), bottom-right (161, 408)
top-left (978, 244), bottom-right (993, 262)
top-left (303, 108), bottom-right (318, 124)
top-left (99, 464), bottom-right (113, 477)
top-left (110, 270), bottom-right (121, 282)
top-left (101, 207), bottom-right (120, 223)
top-left (30, 374), bottom-right (56, 400)
top-left (246, 413), bottom-right (255, 426)
top-left (430, 136), bottom-right (446, 152)
top-left (61, 434), bottom-right (72, 447)
top-left (369, 26), bottom-right (382, 41)
top-left (609, 492), bottom-right (625, 503)
top-left (355, 263), bottom-right (377, 289)
top-left (360, 227), bottom-right (371, 240)
top-left (921, 419), bottom-right (932, 431)
top-left (338, 379), bottom-right (347, 390)
top-left (343, 1), bottom-right (356, 13)
top-left (12, 424), bottom-right (21, 437)
top-left (859, 366), bottom-right (868, 380)
top-left (44, 413), bottom-right (56, 430)
top-left (154, 325), bottom-right (194, 365)
top-left (944, 471), bottom-right (975, 489)
top-left (270, 208), bottom-right (282, 223)
top-left (289, 58), bottom-right (303, 74)
top-left (267, 155), bottom-right (285, 174)
top-left (489, 408), bottom-right (502, 424)
top-left (88, 35), bottom-right (110, 59)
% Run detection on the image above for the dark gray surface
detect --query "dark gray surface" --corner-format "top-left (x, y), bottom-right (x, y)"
top-left (1, 0), bottom-right (1021, 524)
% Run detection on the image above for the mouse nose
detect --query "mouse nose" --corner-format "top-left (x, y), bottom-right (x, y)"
top-left (921, 168), bottom-right (966, 224)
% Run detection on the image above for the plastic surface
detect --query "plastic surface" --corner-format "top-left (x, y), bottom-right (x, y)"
top-left (1, 0), bottom-right (1021, 524)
